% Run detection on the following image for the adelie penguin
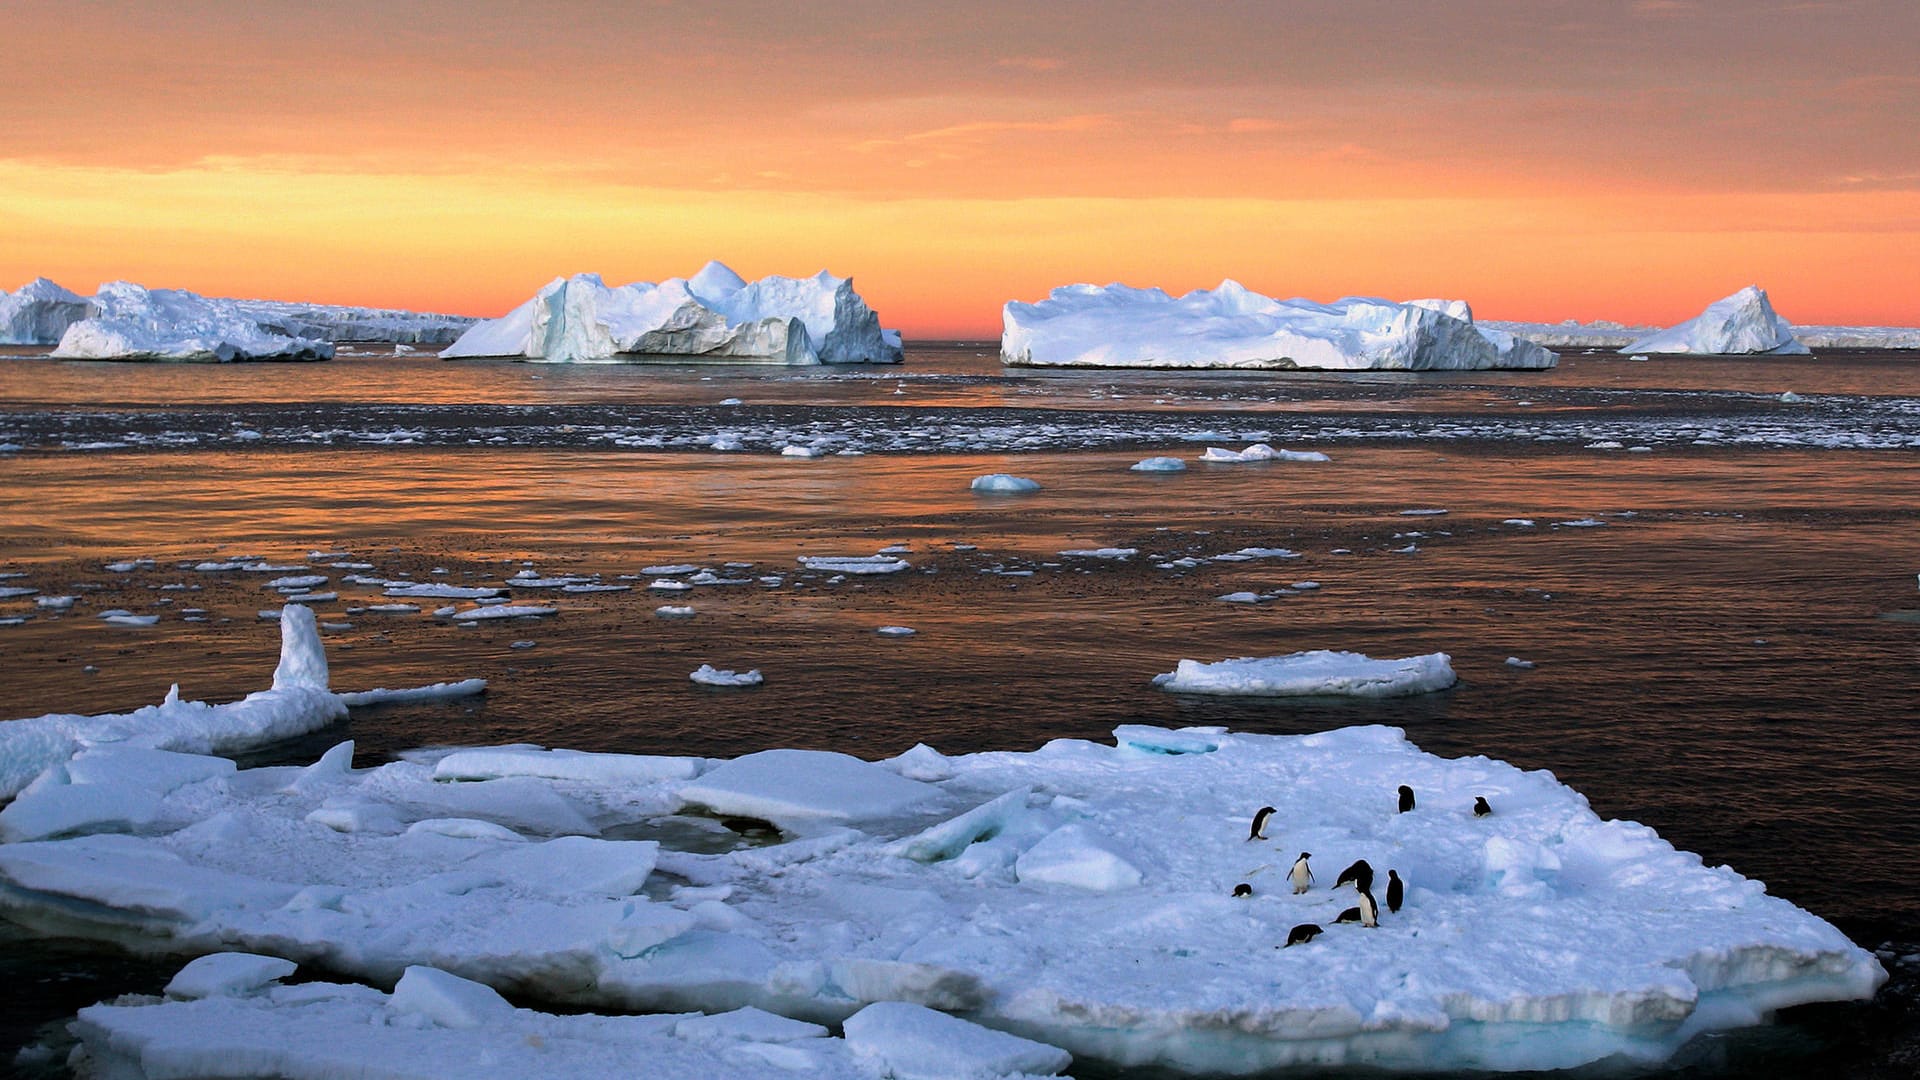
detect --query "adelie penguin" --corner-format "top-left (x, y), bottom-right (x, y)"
top-left (1283, 923), bottom-right (1323, 947)
top-left (1288, 852), bottom-right (1314, 894)
top-left (1397, 785), bottom-right (1415, 813)
top-left (1386, 869), bottom-right (1404, 913)
top-left (1333, 858), bottom-right (1373, 893)
top-left (1247, 806), bottom-right (1276, 842)
top-left (1336, 889), bottom-right (1380, 928)
top-left (1232, 882), bottom-right (1253, 898)
top-left (1473, 796), bottom-right (1493, 818)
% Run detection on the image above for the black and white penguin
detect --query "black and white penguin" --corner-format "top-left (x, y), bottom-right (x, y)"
top-left (1288, 852), bottom-right (1314, 894)
top-left (1334, 859), bottom-right (1373, 893)
top-left (1473, 796), bottom-right (1493, 817)
top-left (1398, 785), bottom-right (1415, 813)
top-left (1283, 923), bottom-right (1323, 947)
top-left (1334, 905), bottom-right (1363, 924)
top-left (1386, 869), bottom-right (1404, 913)
top-left (1232, 882), bottom-right (1253, 898)
top-left (1248, 806), bottom-right (1276, 841)
top-left (1357, 888), bottom-right (1379, 928)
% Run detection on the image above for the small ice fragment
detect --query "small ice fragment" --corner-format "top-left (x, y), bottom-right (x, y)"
top-left (876, 626), bottom-right (916, 637)
top-left (970, 474), bottom-right (1041, 493)
top-left (509, 640), bottom-right (536, 650)
top-left (691, 664), bottom-right (763, 687)
top-left (1506, 657), bottom-right (1537, 669)
top-left (1130, 456), bottom-right (1187, 472)
top-left (780, 445), bottom-right (820, 458)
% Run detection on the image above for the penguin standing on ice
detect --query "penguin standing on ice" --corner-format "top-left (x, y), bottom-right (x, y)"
top-left (1386, 869), bottom-right (1405, 913)
top-left (1333, 859), bottom-right (1373, 894)
top-left (1283, 923), bottom-right (1322, 947)
top-left (1398, 785), bottom-right (1415, 813)
top-left (1248, 806), bottom-right (1276, 842)
top-left (1473, 796), bottom-right (1493, 818)
top-left (1336, 889), bottom-right (1380, 928)
top-left (1288, 852), bottom-right (1314, 894)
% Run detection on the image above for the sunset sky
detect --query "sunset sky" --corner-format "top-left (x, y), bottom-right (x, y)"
top-left (2, 0), bottom-right (1916, 336)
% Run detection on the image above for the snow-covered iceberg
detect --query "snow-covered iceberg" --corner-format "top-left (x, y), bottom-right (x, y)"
top-left (1620, 286), bottom-right (1810, 356)
top-left (52, 282), bottom-right (334, 362)
top-left (1001, 281), bottom-right (1557, 370)
top-left (442, 262), bottom-right (902, 365)
top-left (0, 277), bottom-right (89, 345)
top-left (0, 718), bottom-right (1880, 1074)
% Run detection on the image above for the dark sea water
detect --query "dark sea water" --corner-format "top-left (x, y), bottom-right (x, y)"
top-left (1, 344), bottom-right (1917, 1077)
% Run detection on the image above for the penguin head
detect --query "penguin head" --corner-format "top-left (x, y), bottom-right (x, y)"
top-left (1298, 851), bottom-right (1311, 861)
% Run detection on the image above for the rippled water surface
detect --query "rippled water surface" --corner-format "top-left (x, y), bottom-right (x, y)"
top-left (2, 344), bottom-right (1918, 1076)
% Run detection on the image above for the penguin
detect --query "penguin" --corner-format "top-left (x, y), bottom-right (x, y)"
top-left (1333, 859), bottom-right (1373, 893)
top-left (1398, 785), bottom-right (1415, 813)
top-left (1232, 882), bottom-right (1253, 898)
top-left (1283, 923), bottom-right (1322, 947)
top-left (1386, 869), bottom-right (1404, 913)
top-left (1288, 852), bottom-right (1314, 894)
top-left (1334, 905), bottom-right (1363, 924)
top-left (1248, 806), bottom-right (1276, 842)
top-left (1357, 888), bottom-right (1379, 928)
top-left (1473, 796), bottom-right (1493, 818)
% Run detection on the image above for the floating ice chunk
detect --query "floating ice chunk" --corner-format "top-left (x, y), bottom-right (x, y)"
top-left (264, 574), bottom-right (327, 589)
top-left (1400, 508), bottom-right (1449, 516)
top-left (643, 564), bottom-right (700, 575)
top-left (1503, 518), bottom-right (1537, 527)
top-left (434, 746), bottom-right (702, 784)
top-left (1557, 518), bottom-right (1607, 527)
top-left (450, 605), bottom-right (557, 621)
top-left (391, 965), bottom-right (515, 1029)
top-left (53, 282), bottom-right (333, 362)
top-left (1059, 547), bottom-right (1136, 559)
top-left (1779, 390), bottom-right (1805, 403)
top-left (649, 578), bottom-right (695, 591)
top-left (1154, 649), bottom-right (1458, 697)
top-left (876, 625), bottom-right (917, 637)
top-left (335, 679), bottom-right (487, 707)
top-left (690, 664), bottom-right (763, 688)
top-left (1218, 591), bottom-right (1264, 604)
top-left (384, 583), bottom-right (502, 599)
top-left (0, 586), bottom-right (37, 599)
top-left (34, 595), bottom-right (76, 609)
top-left (1003, 280), bottom-right (1555, 370)
top-left (655, 605), bottom-right (696, 618)
top-left (970, 473), bottom-right (1041, 493)
top-left (1506, 657), bottom-right (1537, 669)
top-left (1621, 286), bottom-right (1810, 356)
top-left (1130, 456), bottom-right (1187, 472)
top-left (562, 583), bottom-right (630, 593)
top-left (164, 952), bottom-right (297, 1000)
top-left (1015, 823), bottom-right (1145, 891)
top-left (798, 555), bottom-right (910, 574)
top-left (781, 444), bottom-right (821, 458)
top-left (100, 612), bottom-right (159, 626)
top-left (676, 748), bottom-right (937, 828)
top-left (441, 263), bottom-right (902, 364)
top-left (843, 1001), bottom-right (1073, 1079)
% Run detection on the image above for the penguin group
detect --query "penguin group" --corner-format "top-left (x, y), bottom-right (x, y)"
top-left (1243, 786), bottom-right (1495, 947)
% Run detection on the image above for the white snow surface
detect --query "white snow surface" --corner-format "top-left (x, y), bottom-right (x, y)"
top-left (441, 262), bottom-right (902, 365)
top-left (0, 724), bottom-right (1880, 1075)
top-left (0, 277), bottom-right (89, 344)
top-left (1154, 650), bottom-right (1458, 698)
top-left (70, 962), bottom-right (1067, 1080)
top-left (52, 282), bottom-right (335, 362)
top-left (1621, 287), bottom-right (1811, 356)
top-left (1002, 281), bottom-right (1557, 371)
top-left (0, 606), bottom-right (482, 800)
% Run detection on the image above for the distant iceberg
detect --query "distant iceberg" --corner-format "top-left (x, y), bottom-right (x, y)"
top-left (52, 283), bottom-right (334, 362)
top-left (442, 261), bottom-right (903, 365)
top-left (0, 278), bottom-right (90, 345)
top-left (1001, 281), bottom-right (1557, 370)
top-left (1620, 286), bottom-right (1810, 356)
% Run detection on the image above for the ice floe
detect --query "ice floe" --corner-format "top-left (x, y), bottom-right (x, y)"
top-left (1621, 286), bottom-right (1811, 356)
top-left (1200, 443), bottom-right (1328, 463)
top-left (689, 665), bottom-right (764, 688)
top-left (441, 262), bottom-right (902, 365)
top-left (52, 282), bottom-right (335, 362)
top-left (0, 724), bottom-right (1881, 1074)
top-left (1002, 281), bottom-right (1557, 370)
top-left (1129, 456), bottom-right (1187, 472)
top-left (1154, 650), bottom-right (1458, 697)
top-left (798, 556), bottom-right (911, 575)
top-left (969, 474), bottom-right (1041, 493)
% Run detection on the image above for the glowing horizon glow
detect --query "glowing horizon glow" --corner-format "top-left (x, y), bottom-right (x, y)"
top-left (3, 2), bottom-right (1916, 336)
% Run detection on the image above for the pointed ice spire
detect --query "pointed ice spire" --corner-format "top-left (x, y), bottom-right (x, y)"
top-left (688, 260), bottom-right (748, 302)
top-left (272, 605), bottom-right (330, 691)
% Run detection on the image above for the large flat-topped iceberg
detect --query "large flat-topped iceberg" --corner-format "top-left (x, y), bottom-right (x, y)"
top-left (0, 277), bottom-right (90, 345)
top-left (1621, 286), bottom-right (1810, 356)
top-left (442, 261), bottom-right (903, 365)
top-left (1001, 281), bottom-right (1557, 371)
top-left (0, 721), bottom-right (1880, 1074)
top-left (52, 282), bottom-right (334, 362)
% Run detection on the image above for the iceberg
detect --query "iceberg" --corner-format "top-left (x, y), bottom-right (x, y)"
top-left (0, 277), bottom-right (89, 344)
top-left (52, 282), bottom-right (334, 362)
top-left (1154, 650), bottom-right (1458, 697)
top-left (1001, 281), bottom-right (1557, 370)
top-left (441, 261), bottom-right (903, 365)
top-left (0, 723), bottom-right (1881, 1075)
top-left (1620, 286), bottom-right (1811, 356)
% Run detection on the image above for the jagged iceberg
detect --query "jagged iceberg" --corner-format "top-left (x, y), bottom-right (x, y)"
top-left (0, 686), bottom-right (1882, 1074)
top-left (442, 261), bottom-right (903, 364)
top-left (0, 277), bottom-right (90, 345)
top-left (52, 282), bottom-right (335, 362)
top-left (1001, 282), bottom-right (1557, 370)
top-left (1620, 286), bottom-right (1811, 356)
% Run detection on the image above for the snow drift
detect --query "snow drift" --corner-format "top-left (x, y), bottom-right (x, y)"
top-left (1001, 281), bottom-right (1557, 370)
top-left (442, 261), bottom-right (903, 365)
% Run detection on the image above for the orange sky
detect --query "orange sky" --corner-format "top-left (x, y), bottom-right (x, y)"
top-left (3, 1), bottom-right (1916, 336)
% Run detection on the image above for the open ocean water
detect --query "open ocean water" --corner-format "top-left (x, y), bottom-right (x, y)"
top-left (0, 343), bottom-right (1917, 1077)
